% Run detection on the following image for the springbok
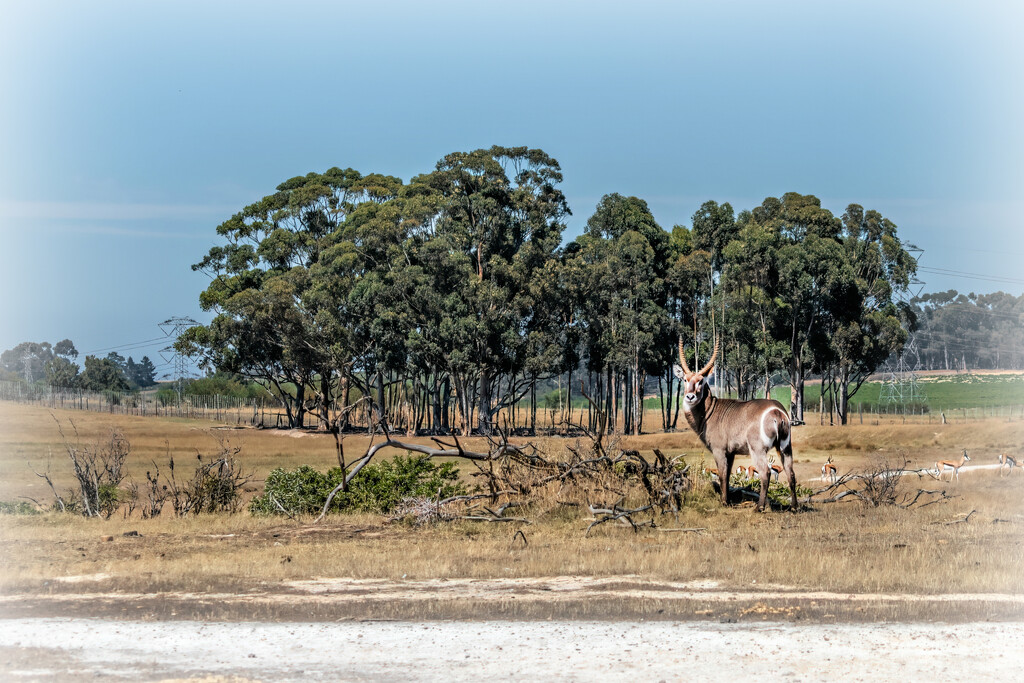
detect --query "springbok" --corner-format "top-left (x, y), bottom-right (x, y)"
top-left (998, 453), bottom-right (1018, 476)
top-left (822, 455), bottom-right (838, 484)
top-left (673, 337), bottom-right (798, 512)
top-left (935, 449), bottom-right (971, 482)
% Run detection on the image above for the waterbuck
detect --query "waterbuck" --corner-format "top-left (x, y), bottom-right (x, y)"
top-left (673, 338), bottom-right (798, 511)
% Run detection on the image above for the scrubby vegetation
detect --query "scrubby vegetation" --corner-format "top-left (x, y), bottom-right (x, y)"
top-left (249, 456), bottom-right (465, 517)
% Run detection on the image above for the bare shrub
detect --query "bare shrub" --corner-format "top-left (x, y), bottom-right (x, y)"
top-left (814, 455), bottom-right (954, 509)
top-left (165, 437), bottom-right (251, 516)
top-left (140, 455), bottom-right (170, 519)
top-left (37, 417), bottom-right (130, 518)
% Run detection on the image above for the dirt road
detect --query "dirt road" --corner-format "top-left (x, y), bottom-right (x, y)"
top-left (3, 617), bottom-right (1023, 681)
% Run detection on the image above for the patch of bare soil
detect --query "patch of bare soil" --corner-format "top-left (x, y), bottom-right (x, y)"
top-left (2, 575), bottom-right (1022, 623)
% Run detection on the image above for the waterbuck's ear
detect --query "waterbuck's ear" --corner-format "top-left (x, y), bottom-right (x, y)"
top-left (672, 364), bottom-right (686, 380)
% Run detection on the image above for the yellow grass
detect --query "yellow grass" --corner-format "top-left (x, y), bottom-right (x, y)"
top-left (1, 402), bottom-right (1023, 597)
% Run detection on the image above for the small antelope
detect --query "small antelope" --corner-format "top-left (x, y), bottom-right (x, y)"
top-left (767, 455), bottom-right (782, 482)
top-left (935, 449), bottom-right (971, 482)
top-left (998, 453), bottom-right (1018, 476)
top-left (737, 464), bottom-right (758, 479)
top-left (703, 466), bottom-right (721, 481)
top-left (822, 455), bottom-right (838, 484)
top-left (674, 336), bottom-right (797, 512)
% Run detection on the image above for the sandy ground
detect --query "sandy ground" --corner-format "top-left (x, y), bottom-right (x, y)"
top-left (2, 617), bottom-right (1024, 681)
top-left (4, 576), bottom-right (1024, 623)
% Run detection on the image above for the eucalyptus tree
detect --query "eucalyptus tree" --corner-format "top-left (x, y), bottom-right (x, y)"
top-left (414, 146), bottom-right (570, 434)
top-left (0, 341), bottom-right (55, 384)
top-left (721, 194), bottom-right (849, 421)
top-left (823, 204), bottom-right (916, 423)
top-left (180, 167), bottom-right (370, 427)
top-left (78, 355), bottom-right (130, 392)
top-left (46, 339), bottom-right (80, 388)
top-left (569, 194), bottom-right (671, 434)
top-left (663, 225), bottom-right (711, 427)
top-left (721, 211), bottom-right (788, 403)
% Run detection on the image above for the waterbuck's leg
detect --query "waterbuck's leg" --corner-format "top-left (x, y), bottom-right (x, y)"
top-left (781, 448), bottom-right (798, 511)
top-left (751, 450), bottom-right (769, 512)
top-left (757, 465), bottom-right (771, 511)
top-left (725, 453), bottom-right (736, 505)
top-left (714, 450), bottom-right (730, 506)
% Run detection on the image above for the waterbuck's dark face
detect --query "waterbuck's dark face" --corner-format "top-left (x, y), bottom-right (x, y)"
top-left (673, 365), bottom-right (710, 408)
top-left (674, 337), bottom-right (718, 411)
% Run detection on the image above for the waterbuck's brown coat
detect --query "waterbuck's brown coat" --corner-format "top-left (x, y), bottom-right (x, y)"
top-left (674, 338), bottom-right (797, 511)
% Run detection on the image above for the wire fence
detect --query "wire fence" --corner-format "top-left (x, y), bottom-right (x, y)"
top-left (0, 381), bottom-right (268, 426)
top-left (1, 379), bottom-right (1022, 430)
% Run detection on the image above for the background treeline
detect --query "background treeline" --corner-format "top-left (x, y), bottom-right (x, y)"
top-left (911, 290), bottom-right (1024, 371)
top-left (0, 341), bottom-right (158, 392)
top-left (0, 339), bottom-right (270, 405)
top-left (175, 145), bottom-right (920, 432)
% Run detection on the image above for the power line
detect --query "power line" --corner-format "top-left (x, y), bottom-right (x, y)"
top-left (83, 335), bottom-right (171, 355)
top-left (918, 266), bottom-right (1024, 286)
top-left (914, 302), bottom-right (1024, 322)
top-left (910, 332), bottom-right (1024, 356)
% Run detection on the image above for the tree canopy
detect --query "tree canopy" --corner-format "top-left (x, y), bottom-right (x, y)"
top-left (168, 149), bottom-right (926, 431)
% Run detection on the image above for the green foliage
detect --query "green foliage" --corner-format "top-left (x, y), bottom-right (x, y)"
top-left (97, 483), bottom-right (122, 517)
top-left (185, 372), bottom-right (270, 399)
top-left (729, 474), bottom-right (813, 508)
top-left (78, 355), bottom-right (130, 392)
top-left (0, 341), bottom-right (56, 383)
top-left (124, 356), bottom-right (158, 388)
top-left (248, 465), bottom-right (345, 516)
top-left (250, 455), bottom-right (466, 516)
top-left (156, 387), bottom-right (179, 405)
top-left (346, 456), bottom-right (465, 513)
top-left (0, 500), bottom-right (40, 515)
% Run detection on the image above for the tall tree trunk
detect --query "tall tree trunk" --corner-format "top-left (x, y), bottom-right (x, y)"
top-left (339, 374), bottom-right (351, 431)
top-left (293, 382), bottom-right (306, 429)
top-left (477, 369), bottom-right (492, 435)
top-left (442, 375), bottom-right (451, 432)
top-left (658, 373), bottom-right (667, 432)
top-left (530, 375), bottom-right (537, 435)
top-left (789, 354), bottom-right (805, 423)
top-left (566, 368), bottom-right (573, 432)
top-left (837, 365), bottom-right (850, 426)
top-left (318, 368), bottom-right (333, 431)
top-left (430, 374), bottom-right (441, 433)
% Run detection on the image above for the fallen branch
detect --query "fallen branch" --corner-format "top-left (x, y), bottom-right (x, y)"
top-left (458, 515), bottom-right (532, 524)
top-left (585, 502), bottom-right (654, 536)
top-left (934, 509), bottom-right (977, 525)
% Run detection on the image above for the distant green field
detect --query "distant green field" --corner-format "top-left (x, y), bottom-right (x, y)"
top-left (636, 372), bottom-right (1024, 413)
top-left (783, 373), bottom-right (1024, 411)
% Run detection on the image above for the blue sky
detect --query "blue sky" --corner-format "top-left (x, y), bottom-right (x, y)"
top-left (1, 0), bottom-right (1021, 376)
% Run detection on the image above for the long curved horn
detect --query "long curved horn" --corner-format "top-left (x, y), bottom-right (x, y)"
top-left (677, 336), bottom-right (692, 375)
top-left (698, 338), bottom-right (719, 377)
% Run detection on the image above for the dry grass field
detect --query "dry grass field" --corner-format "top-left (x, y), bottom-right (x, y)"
top-left (1, 401), bottom-right (1023, 622)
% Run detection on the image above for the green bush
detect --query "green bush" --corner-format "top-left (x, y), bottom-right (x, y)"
top-left (732, 474), bottom-right (813, 508)
top-left (156, 387), bottom-right (179, 406)
top-left (248, 465), bottom-right (345, 516)
top-left (345, 456), bottom-right (465, 513)
top-left (0, 500), bottom-right (40, 515)
top-left (250, 456), bottom-right (466, 517)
